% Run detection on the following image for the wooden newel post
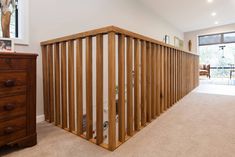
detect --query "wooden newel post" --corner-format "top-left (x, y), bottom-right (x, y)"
top-left (108, 32), bottom-right (116, 151)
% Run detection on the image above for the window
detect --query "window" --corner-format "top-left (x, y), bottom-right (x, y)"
top-left (199, 31), bottom-right (235, 46)
top-left (0, 0), bottom-right (19, 38)
top-left (199, 34), bottom-right (222, 46)
top-left (224, 32), bottom-right (235, 43)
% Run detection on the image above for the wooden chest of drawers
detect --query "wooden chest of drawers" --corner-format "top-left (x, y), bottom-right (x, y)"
top-left (0, 52), bottom-right (37, 148)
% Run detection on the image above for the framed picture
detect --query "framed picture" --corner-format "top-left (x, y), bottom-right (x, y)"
top-left (174, 36), bottom-right (184, 49)
top-left (0, 38), bottom-right (14, 52)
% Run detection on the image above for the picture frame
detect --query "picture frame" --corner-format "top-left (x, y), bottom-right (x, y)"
top-left (0, 38), bottom-right (15, 52)
top-left (174, 36), bottom-right (184, 49)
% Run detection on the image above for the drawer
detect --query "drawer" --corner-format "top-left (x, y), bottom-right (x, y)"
top-left (0, 95), bottom-right (26, 121)
top-left (0, 58), bottom-right (28, 70)
top-left (0, 72), bottom-right (27, 97)
top-left (0, 116), bottom-right (26, 146)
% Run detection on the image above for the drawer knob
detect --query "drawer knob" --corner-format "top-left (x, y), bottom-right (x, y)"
top-left (4, 127), bottom-right (14, 135)
top-left (4, 103), bottom-right (15, 111)
top-left (4, 80), bottom-right (15, 87)
top-left (5, 58), bottom-right (12, 64)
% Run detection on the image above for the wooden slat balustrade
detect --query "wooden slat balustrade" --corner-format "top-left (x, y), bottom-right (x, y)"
top-left (41, 26), bottom-right (199, 151)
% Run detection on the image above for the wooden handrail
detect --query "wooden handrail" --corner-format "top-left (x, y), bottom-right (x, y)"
top-left (41, 26), bottom-right (199, 151)
top-left (41, 25), bottom-right (197, 56)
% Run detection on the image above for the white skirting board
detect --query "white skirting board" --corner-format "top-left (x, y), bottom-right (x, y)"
top-left (36, 115), bottom-right (45, 123)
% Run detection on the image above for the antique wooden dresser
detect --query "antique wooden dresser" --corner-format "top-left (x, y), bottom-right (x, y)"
top-left (0, 52), bottom-right (37, 148)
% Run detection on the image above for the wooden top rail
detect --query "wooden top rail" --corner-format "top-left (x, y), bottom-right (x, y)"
top-left (40, 25), bottom-right (198, 56)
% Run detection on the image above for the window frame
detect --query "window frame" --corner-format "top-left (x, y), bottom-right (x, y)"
top-left (198, 31), bottom-right (235, 46)
top-left (223, 32), bottom-right (235, 44)
top-left (198, 33), bottom-right (222, 46)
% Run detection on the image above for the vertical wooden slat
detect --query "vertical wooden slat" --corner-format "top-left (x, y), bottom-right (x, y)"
top-left (146, 42), bottom-right (151, 122)
top-left (61, 42), bottom-right (67, 129)
top-left (68, 40), bottom-right (75, 132)
top-left (96, 34), bottom-right (104, 144)
top-left (177, 50), bottom-right (180, 101)
top-left (184, 53), bottom-right (186, 94)
top-left (118, 34), bottom-right (125, 142)
top-left (176, 50), bottom-right (178, 101)
top-left (180, 52), bottom-right (183, 98)
top-left (197, 56), bottom-right (199, 86)
top-left (181, 53), bottom-right (184, 97)
top-left (127, 37), bottom-right (134, 136)
top-left (173, 50), bottom-right (176, 103)
top-left (42, 46), bottom-right (49, 122)
top-left (134, 39), bottom-right (141, 131)
top-left (169, 48), bottom-right (172, 106)
top-left (108, 32), bottom-right (116, 151)
top-left (48, 44), bottom-right (54, 123)
top-left (156, 45), bottom-right (161, 116)
top-left (165, 47), bottom-right (168, 109)
top-left (151, 44), bottom-right (156, 119)
top-left (164, 47), bottom-right (167, 110)
top-left (182, 52), bottom-right (185, 96)
top-left (166, 48), bottom-right (169, 108)
top-left (186, 54), bottom-right (188, 93)
top-left (86, 37), bottom-right (93, 140)
top-left (179, 51), bottom-right (182, 99)
top-left (141, 41), bottom-right (147, 126)
top-left (160, 46), bottom-right (164, 113)
top-left (185, 53), bottom-right (186, 93)
top-left (54, 43), bottom-right (61, 126)
top-left (76, 39), bottom-right (83, 135)
top-left (187, 54), bottom-right (189, 92)
top-left (170, 49), bottom-right (174, 106)
top-left (176, 50), bottom-right (179, 101)
top-left (167, 48), bottom-right (171, 108)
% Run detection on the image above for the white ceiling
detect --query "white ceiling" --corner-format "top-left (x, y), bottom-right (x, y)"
top-left (138, 0), bottom-right (235, 32)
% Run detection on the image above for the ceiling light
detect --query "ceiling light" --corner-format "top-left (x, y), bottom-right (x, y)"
top-left (207, 0), bottom-right (213, 3)
top-left (211, 12), bottom-right (217, 16)
top-left (215, 21), bottom-right (219, 25)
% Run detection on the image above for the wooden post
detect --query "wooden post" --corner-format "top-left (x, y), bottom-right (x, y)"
top-left (61, 42), bottom-right (67, 129)
top-left (42, 45), bottom-right (49, 122)
top-left (118, 34), bottom-right (126, 142)
top-left (96, 34), bottom-right (104, 144)
top-left (151, 44), bottom-right (156, 119)
top-left (146, 42), bottom-right (151, 122)
top-left (54, 43), bottom-right (61, 126)
top-left (108, 32), bottom-right (116, 151)
top-left (68, 40), bottom-right (75, 132)
top-left (76, 39), bottom-right (83, 135)
top-left (134, 39), bottom-right (141, 131)
top-left (86, 37), bottom-right (93, 140)
top-left (48, 44), bottom-right (54, 123)
top-left (141, 41), bottom-right (147, 126)
top-left (127, 37), bottom-right (134, 136)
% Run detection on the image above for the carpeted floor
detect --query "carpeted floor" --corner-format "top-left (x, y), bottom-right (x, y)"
top-left (1, 85), bottom-right (235, 157)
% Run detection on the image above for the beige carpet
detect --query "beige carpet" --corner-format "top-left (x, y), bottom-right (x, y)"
top-left (1, 85), bottom-right (235, 157)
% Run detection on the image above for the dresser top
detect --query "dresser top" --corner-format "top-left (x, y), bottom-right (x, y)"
top-left (0, 52), bottom-right (38, 58)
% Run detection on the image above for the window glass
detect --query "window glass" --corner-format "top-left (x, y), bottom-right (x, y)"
top-left (223, 32), bottom-right (235, 43)
top-left (199, 34), bottom-right (222, 46)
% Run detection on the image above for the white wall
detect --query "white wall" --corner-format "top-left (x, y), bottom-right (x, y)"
top-left (184, 23), bottom-right (235, 54)
top-left (15, 0), bottom-right (183, 116)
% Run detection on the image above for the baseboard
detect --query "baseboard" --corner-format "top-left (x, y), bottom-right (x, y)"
top-left (36, 115), bottom-right (45, 123)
